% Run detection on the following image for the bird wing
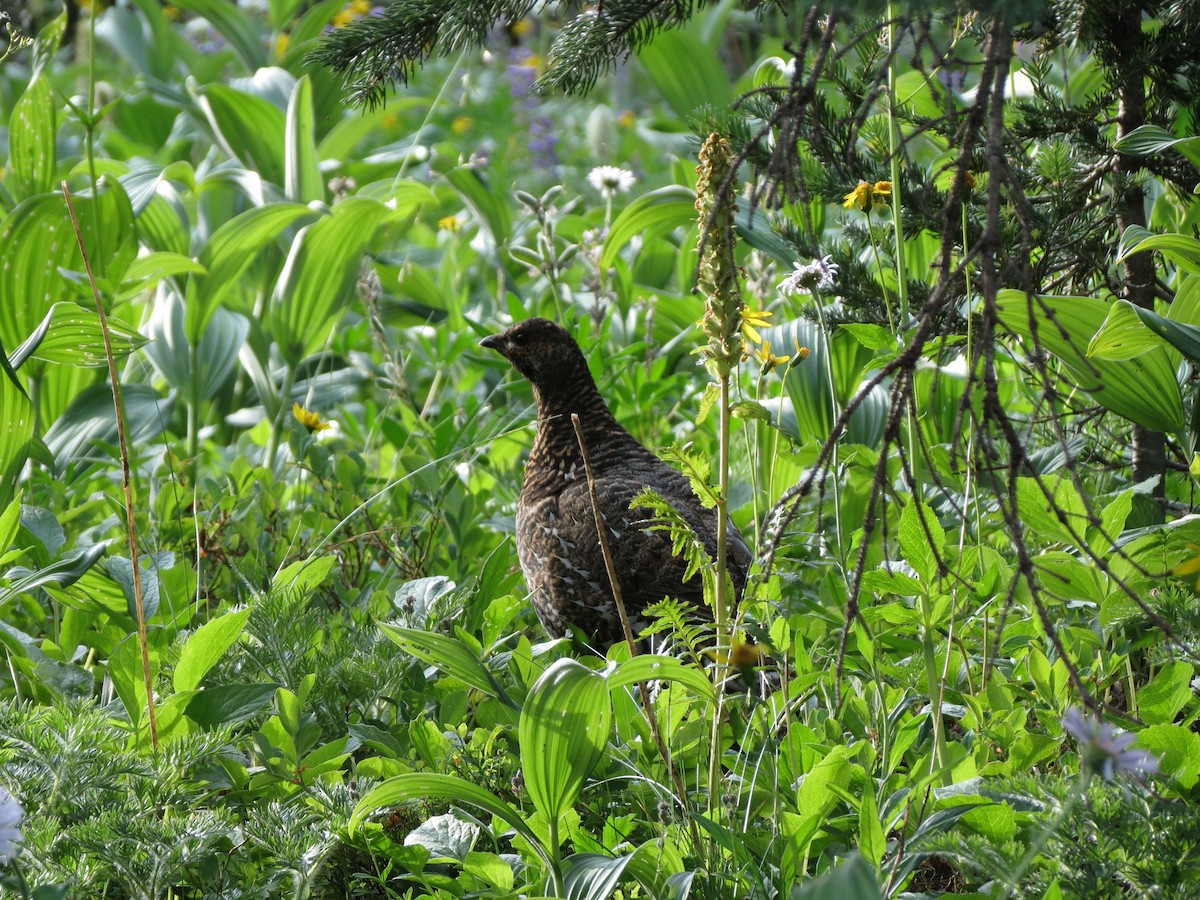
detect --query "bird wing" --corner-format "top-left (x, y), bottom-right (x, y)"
top-left (554, 472), bottom-right (717, 617)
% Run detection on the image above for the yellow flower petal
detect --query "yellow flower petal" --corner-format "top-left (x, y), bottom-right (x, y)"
top-left (293, 403), bottom-right (331, 433)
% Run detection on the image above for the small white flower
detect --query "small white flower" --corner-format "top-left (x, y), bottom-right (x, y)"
top-left (587, 166), bottom-right (636, 199)
top-left (779, 255), bottom-right (839, 296)
top-left (1062, 706), bottom-right (1159, 781)
top-left (0, 788), bottom-right (23, 863)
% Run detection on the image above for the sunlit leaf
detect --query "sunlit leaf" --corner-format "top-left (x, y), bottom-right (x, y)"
top-left (520, 658), bottom-right (612, 829)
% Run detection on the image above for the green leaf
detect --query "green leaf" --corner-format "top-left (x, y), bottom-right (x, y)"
top-left (349, 774), bottom-right (548, 869)
top-left (0, 543), bottom-right (108, 606)
top-left (441, 163), bottom-right (512, 248)
top-left (995, 290), bottom-right (1184, 433)
top-left (285, 75), bottom-right (323, 204)
top-left (792, 854), bottom-right (884, 900)
top-left (1139, 661), bottom-right (1194, 726)
top-left (601, 186), bottom-right (695, 274)
top-left (273, 555), bottom-right (336, 597)
top-left (1015, 476), bottom-right (1089, 548)
top-left (30, 7), bottom-right (68, 79)
top-left (43, 383), bottom-right (171, 471)
top-left (108, 632), bottom-right (160, 731)
top-left (377, 622), bottom-right (516, 706)
top-left (14, 302), bottom-right (146, 368)
top-left (638, 29), bottom-right (731, 122)
top-left (1114, 124), bottom-right (1200, 171)
top-left (0, 343), bottom-right (33, 509)
top-left (857, 791), bottom-right (885, 869)
top-left (186, 682), bottom-right (281, 727)
top-left (842, 323), bottom-right (897, 352)
top-left (608, 654), bottom-right (715, 701)
top-left (174, 608), bottom-right (252, 692)
top-left (119, 252), bottom-right (207, 293)
top-left (191, 202), bottom-right (318, 339)
top-left (171, 0), bottom-right (268, 70)
top-left (196, 84), bottom-right (286, 187)
top-left (564, 852), bottom-right (633, 900)
top-left (1116, 299), bottom-right (1200, 366)
top-left (269, 197), bottom-right (402, 363)
top-left (1135, 723), bottom-right (1200, 790)
top-left (8, 75), bottom-right (56, 198)
top-left (108, 552), bottom-right (173, 622)
top-left (0, 185), bottom-right (137, 354)
top-left (1117, 225), bottom-right (1200, 276)
top-left (520, 659), bottom-right (613, 829)
top-left (898, 500), bottom-right (945, 584)
top-left (1087, 300), bottom-right (1170, 361)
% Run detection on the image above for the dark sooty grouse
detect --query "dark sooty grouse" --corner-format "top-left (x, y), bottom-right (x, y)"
top-left (481, 318), bottom-right (751, 649)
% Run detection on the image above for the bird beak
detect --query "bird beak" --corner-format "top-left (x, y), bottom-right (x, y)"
top-left (480, 333), bottom-right (504, 352)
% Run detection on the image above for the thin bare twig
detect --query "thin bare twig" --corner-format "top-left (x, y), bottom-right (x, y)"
top-left (62, 181), bottom-right (158, 749)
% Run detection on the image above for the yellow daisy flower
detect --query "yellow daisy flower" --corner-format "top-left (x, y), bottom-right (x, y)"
top-left (293, 403), bottom-right (331, 433)
top-left (740, 307), bottom-right (773, 345)
top-left (438, 215), bottom-right (462, 233)
top-left (753, 340), bottom-right (791, 372)
top-left (843, 180), bottom-right (893, 211)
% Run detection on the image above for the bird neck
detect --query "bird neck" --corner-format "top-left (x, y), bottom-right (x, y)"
top-left (523, 372), bottom-right (642, 494)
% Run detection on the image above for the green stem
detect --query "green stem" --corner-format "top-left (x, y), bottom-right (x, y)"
top-left (887, 4), bottom-right (909, 325)
top-left (811, 293), bottom-right (846, 568)
top-left (707, 369), bottom-right (732, 811)
top-left (920, 596), bottom-right (949, 785)
top-left (265, 364), bottom-right (297, 470)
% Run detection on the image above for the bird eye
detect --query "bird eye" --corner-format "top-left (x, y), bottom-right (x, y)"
top-left (512, 332), bottom-right (528, 345)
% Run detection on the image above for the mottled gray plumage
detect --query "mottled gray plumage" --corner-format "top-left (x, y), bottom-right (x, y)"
top-left (481, 318), bottom-right (751, 648)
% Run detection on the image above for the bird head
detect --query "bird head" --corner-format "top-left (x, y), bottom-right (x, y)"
top-left (479, 318), bottom-right (588, 387)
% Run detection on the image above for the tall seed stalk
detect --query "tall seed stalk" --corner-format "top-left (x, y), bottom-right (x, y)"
top-left (695, 133), bottom-right (742, 812)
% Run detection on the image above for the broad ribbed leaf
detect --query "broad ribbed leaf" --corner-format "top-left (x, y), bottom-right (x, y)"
top-left (285, 75), bottom-right (323, 204)
top-left (0, 185), bottom-right (137, 352)
top-left (759, 319), bottom-right (886, 446)
top-left (148, 292), bottom-right (250, 398)
top-left (1114, 124), bottom-right (1200, 170)
top-left (996, 290), bottom-right (1184, 433)
top-left (0, 344), bottom-right (34, 509)
top-left (171, 0), bottom-right (267, 70)
top-left (349, 774), bottom-right (546, 866)
top-left (608, 654), bottom-right (714, 701)
top-left (269, 197), bottom-right (400, 363)
top-left (8, 75), bottom-right (56, 198)
top-left (1087, 300), bottom-right (1166, 361)
top-left (196, 85), bottom-right (286, 187)
top-left (519, 658), bottom-right (612, 828)
top-left (43, 383), bottom-right (173, 470)
top-left (120, 252), bottom-right (207, 292)
top-left (1117, 225), bottom-right (1200, 276)
top-left (14, 302), bottom-right (146, 368)
top-left (1116, 297), bottom-right (1200, 366)
top-left (441, 164), bottom-right (512, 247)
top-left (601, 186), bottom-right (694, 274)
top-left (564, 853), bottom-right (633, 900)
top-left (377, 622), bottom-right (514, 705)
top-left (639, 30), bottom-right (731, 121)
top-left (191, 202), bottom-right (317, 339)
top-left (0, 542), bottom-right (108, 605)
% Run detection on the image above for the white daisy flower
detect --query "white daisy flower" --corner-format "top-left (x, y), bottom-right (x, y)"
top-left (779, 255), bottom-right (839, 296)
top-left (587, 165), bottom-right (636, 199)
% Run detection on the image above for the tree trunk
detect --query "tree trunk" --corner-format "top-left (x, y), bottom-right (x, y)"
top-left (1112, 4), bottom-right (1167, 523)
